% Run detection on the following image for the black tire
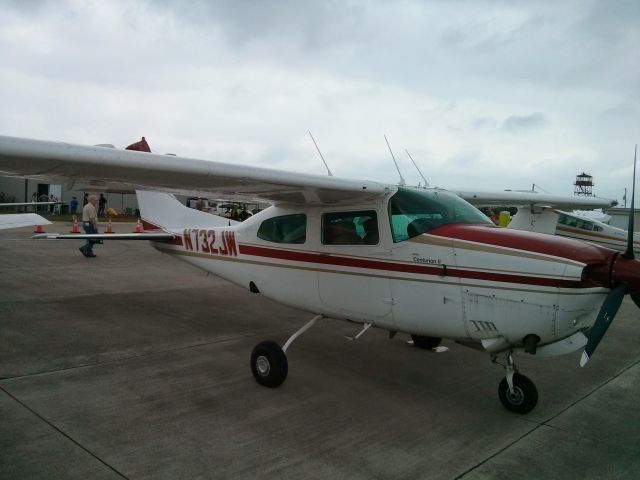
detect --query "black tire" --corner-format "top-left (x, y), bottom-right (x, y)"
top-left (410, 335), bottom-right (442, 350)
top-left (498, 373), bottom-right (538, 414)
top-left (250, 341), bottom-right (288, 388)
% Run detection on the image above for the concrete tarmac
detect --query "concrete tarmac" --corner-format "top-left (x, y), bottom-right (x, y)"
top-left (1, 222), bottom-right (639, 479)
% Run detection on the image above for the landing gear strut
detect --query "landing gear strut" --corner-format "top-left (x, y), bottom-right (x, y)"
top-left (250, 315), bottom-right (322, 388)
top-left (495, 352), bottom-right (538, 414)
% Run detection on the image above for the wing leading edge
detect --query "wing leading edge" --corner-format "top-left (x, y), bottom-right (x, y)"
top-left (0, 135), bottom-right (389, 206)
top-left (453, 189), bottom-right (616, 210)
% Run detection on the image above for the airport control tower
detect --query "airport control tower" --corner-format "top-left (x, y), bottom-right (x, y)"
top-left (574, 172), bottom-right (594, 196)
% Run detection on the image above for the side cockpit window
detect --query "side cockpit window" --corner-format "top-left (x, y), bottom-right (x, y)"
top-left (322, 211), bottom-right (378, 245)
top-left (257, 214), bottom-right (306, 244)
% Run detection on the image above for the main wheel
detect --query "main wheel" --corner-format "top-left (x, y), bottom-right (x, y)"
top-left (251, 341), bottom-right (288, 388)
top-left (498, 373), bottom-right (538, 414)
top-left (410, 335), bottom-right (442, 350)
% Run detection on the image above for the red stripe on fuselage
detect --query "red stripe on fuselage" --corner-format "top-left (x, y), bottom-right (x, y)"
top-left (140, 217), bottom-right (182, 245)
top-left (141, 219), bottom-right (162, 231)
top-left (238, 244), bottom-right (581, 288)
top-left (430, 224), bottom-right (616, 266)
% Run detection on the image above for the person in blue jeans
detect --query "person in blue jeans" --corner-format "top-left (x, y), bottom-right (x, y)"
top-left (80, 194), bottom-right (99, 257)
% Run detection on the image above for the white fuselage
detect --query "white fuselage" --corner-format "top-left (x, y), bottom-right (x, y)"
top-left (152, 202), bottom-right (608, 354)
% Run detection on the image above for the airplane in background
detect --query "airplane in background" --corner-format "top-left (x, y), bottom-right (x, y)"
top-left (0, 134), bottom-right (638, 414)
top-left (507, 207), bottom-right (640, 256)
top-left (0, 202), bottom-right (54, 230)
top-left (446, 187), bottom-right (640, 255)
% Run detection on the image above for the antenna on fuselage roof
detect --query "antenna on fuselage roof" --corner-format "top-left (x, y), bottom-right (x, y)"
top-left (531, 183), bottom-right (551, 194)
top-left (308, 131), bottom-right (333, 177)
top-left (384, 134), bottom-right (405, 186)
top-left (405, 149), bottom-right (429, 188)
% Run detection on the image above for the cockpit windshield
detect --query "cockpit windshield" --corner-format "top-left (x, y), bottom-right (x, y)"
top-left (388, 187), bottom-right (492, 242)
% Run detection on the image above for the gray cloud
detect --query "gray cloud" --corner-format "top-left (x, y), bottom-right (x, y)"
top-left (502, 113), bottom-right (548, 133)
top-left (0, 0), bottom-right (637, 204)
top-left (472, 117), bottom-right (498, 130)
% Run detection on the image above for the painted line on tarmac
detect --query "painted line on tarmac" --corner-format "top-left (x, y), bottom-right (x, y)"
top-left (0, 385), bottom-right (131, 480)
top-left (455, 356), bottom-right (640, 479)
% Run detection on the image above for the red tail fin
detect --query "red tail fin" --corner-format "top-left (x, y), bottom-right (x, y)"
top-left (126, 137), bottom-right (151, 152)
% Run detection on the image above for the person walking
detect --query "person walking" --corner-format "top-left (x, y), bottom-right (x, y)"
top-left (80, 195), bottom-right (99, 258)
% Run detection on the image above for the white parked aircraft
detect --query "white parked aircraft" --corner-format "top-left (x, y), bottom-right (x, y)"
top-left (0, 202), bottom-right (53, 230)
top-left (508, 208), bottom-right (640, 256)
top-left (0, 212), bottom-right (50, 230)
top-left (0, 135), bottom-right (637, 414)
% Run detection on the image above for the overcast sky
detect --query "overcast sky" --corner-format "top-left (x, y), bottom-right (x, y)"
top-left (0, 0), bottom-right (638, 205)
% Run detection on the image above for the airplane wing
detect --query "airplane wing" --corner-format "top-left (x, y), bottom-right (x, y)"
top-left (452, 190), bottom-right (616, 210)
top-left (0, 202), bottom-right (59, 207)
top-left (0, 213), bottom-right (51, 231)
top-left (0, 135), bottom-right (388, 206)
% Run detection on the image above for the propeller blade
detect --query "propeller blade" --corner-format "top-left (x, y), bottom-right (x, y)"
top-left (580, 283), bottom-right (627, 367)
top-left (623, 145), bottom-right (636, 260)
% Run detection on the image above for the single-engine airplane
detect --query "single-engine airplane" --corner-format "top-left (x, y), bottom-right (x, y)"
top-left (0, 134), bottom-right (638, 414)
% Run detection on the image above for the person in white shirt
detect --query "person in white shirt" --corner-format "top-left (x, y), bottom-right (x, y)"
top-left (80, 195), bottom-right (99, 257)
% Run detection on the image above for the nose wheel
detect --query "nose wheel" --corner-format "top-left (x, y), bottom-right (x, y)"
top-left (498, 372), bottom-right (538, 413)
top-left (496, 352), bottom-right (538, 414)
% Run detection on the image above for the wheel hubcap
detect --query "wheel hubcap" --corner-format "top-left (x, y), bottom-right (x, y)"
top-left (256, 355), bottom-right (270, 376)
top-left (507, 386), bottom-right (524, 405)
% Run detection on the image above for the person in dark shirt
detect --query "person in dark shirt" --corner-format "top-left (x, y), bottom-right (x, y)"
top-left (98, 194), bottom-right (107, 217)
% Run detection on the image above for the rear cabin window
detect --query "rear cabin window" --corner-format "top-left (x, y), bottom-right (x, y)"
top-left (257, 214), bottom-right (307, 244)
top-left (322, 211), bottom-right (379, 245)
top-left (388, 187), bottom-right (491, 243)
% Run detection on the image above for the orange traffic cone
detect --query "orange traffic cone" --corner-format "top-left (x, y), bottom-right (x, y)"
top-left (134, 219), bottom-right (143, 233)
top-left (34, 224), bottom-right (45, 234)
top-left (105, 218), bottom-right (114, 234)
top-left (70, 216), bottom-right (80, 234)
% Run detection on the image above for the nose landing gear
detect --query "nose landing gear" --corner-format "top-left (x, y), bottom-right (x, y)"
top-left (495, 352), bottom-right (538, 414)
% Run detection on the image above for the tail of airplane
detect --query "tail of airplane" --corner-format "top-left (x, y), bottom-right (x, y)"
top-left (136, 190), bottom-right (237, 230)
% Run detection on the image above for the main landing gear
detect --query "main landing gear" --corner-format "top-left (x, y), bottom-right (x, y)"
top-left (494, 352), bottom-right (538, 414)
top-left (250, 314), bottom-right (322, 388)
top-left (410, 334), bottom-right (442, 350)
